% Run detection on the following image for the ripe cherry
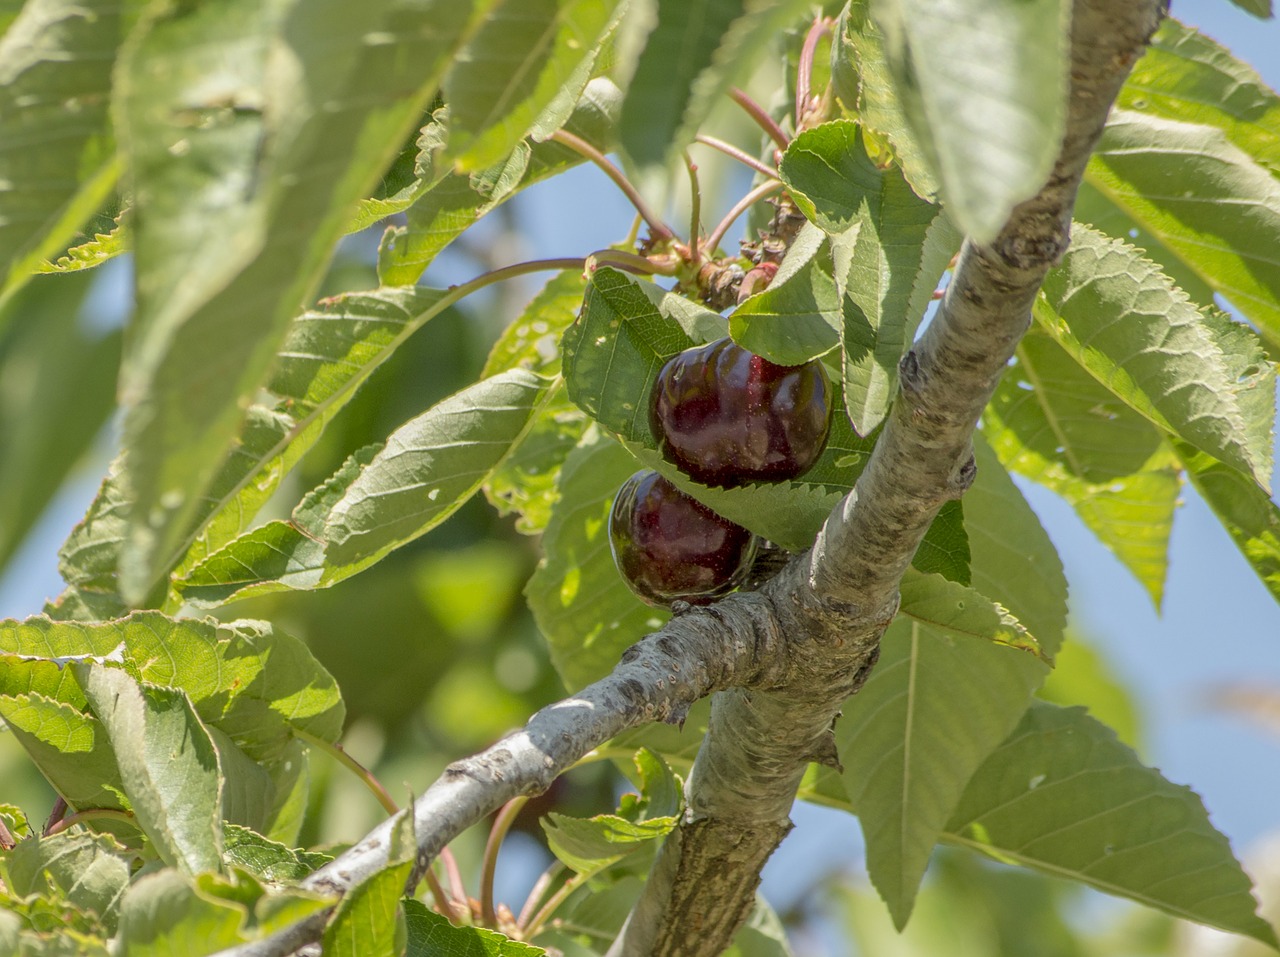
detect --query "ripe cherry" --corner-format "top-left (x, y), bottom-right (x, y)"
top-left (609, 469), bottom-right (758, 606)
top-left (650, 338), bottom-right (831, 488)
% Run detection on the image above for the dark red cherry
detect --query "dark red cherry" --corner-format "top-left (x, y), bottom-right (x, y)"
top-left (650, 338), bottom-right (831, 488)
top-left (609, 470), bottom-right (758, 606)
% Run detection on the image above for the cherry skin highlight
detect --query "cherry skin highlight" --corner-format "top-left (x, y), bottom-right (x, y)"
top-left (650, 338), bottom-right (832, 488)
top-left (609, 470), bottom-right (758, 606)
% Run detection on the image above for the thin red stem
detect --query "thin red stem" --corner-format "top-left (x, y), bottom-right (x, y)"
top-left (44, 808), bottom-right (135, 838)
top-left (704, 179), bottom-right (785, 256)
top-left (796, 17), bottom-right (835, 130)
top-left (729, 87), bottom-right (790, 151)
top-left (694, 134), bottom-right (781, 181)
top-left (479, 796), bottom-right (528, 926)
top-left (685, 152), bottom-right (702, 272)
top-left (517, 861), bottom-right (566, 930)
top-left (550, 130), bottom-right (676, 242)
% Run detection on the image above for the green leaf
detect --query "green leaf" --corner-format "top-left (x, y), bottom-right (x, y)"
top-left (115, 0), bottom-right (487, 603)
top-left (617, 0), bottom-right (809, 179)
top-left (946, 701), bottom-right (1279, 948)
top-left (482, 271), bottom-right (592, 534)
top-left (0, 0), bottom-right (131, 310)
top-left (527, 429), bottom-right (669, 690)
top-left (1085, 109), bottom-right (1280, 358)
top-left (780, 121), bottom-right (957, 433)
top-left (729, 224), bottom-right (841, 366)
top-left (73, 665), bottom-right (222, 876)
top-left (910, 500), bottom-right (969, 586)
top-left (448, 0), bottom-right (623, 170)
top-left (35, 217), bottom-right (128, 274)
top-left (323, 809), bottom-right (414, 957)
top-left (983, 326), bottom-right (1182, 606)
top-left (543, 811), bottom-right (676, 876)
top-left (2, 831), bottom-right (130, 935)
top-left (1223, 0), bottom-right (1272, 19)
top-left (60, 284), bottom-right (455, 600)
top-left (831, 0), bottom-right (938, 199)
top-left (1037, 224), bottom-right (1275, 491)
top-left (222, 825), bottom-right (332, 883)
top-left (1120, 18), bottom-right (1280, 175)
top-left (964, 434), bottom-right (1067, 658)
top-left (870, 0), bottom-right (1069, 243)
top-left (1174, 441), bottom-right (1280, 606)
top-left (378, 77), bottom-right (620, 286)
top-left (898, 569), bottom-right (1046, 660)
top-left (177, 371), bottom-right (551, 604)
top-left (0, 273), bottom-right (120, 574)
top-left (404, 900), bottom-right (547, 956)
top-left (836, 603), bottom-right (1049, 927)
top-left (114, 870), bottom-right (246, 957)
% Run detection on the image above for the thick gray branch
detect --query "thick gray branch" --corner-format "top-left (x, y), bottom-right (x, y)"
top-left (616, 2), bottom-right (1165, 954)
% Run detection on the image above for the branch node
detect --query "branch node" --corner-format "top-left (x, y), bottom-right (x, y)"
top-left (807, 730), bottom-right (843, 772)
top-left (898, 349), bottom-right (924, 395)
top-left (949, 451), bottom-right (978, 497)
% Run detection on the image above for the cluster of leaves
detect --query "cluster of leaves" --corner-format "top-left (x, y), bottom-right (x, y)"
top-left (0, 0), bottom-right (1279, 954)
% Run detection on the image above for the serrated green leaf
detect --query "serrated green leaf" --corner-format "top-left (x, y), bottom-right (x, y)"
top-left (0, 273), bottom-right (120, 575)
top-left (836, 600), bottom-right (1048, 927)
top-left (964, 434), bottom-right (1067, 658)
top-left (35, 218), bottom-right (128, 274)
top-left (1120, 18), bottom-right (1280, 175)
top-left (0, 693), bottom-right (130, 821)
top-left (448, 0), bottom-right (623, 170)
top-left (617, 0), bottom-right (810, 180)
top-left (910, 499), bottom-right (969, 586)
top-left (379, 77), bottom-right (620, 286)
top-left (116, 0), bottom-right (488, 604)
top-left (222, 824), bottom-right (332, 883)
top-left (1175, 441), bottom-right (1280, 606)
top-left (780, 120), bottom-right (956, 433)
top-left (946, 701), bottom-right (1279, 948)
top-left (984, 326), bottom-right (1182, 606)
top-left (831, 0), bottom-right (938, 199)
top-left (114, 870), bottom-right (246, 957)
top-left (1037, 224), bottom-right (1275, 491)
top-left (0, 0), bottom-right (132, 311)
top-left (2, 831), bottom-right (129, 935)
top-left (323, 809), bottom-right (414, 957)
top-left (898, 569), bottom-right (1045, 660)
top-left (1085, 109), bottom-right (1280, 358)
top-left (177, 371), bottom-right (550, 604)
top-left (543, 811), bottom-right (676, 876)
top-left (0, 613), bottom-right (344, 773)
top-left (729, 227), bottom-right (840, 366)
top-left (73, 666), bottom-right (222, 876)
top-left (527, 429), bottom-right (669, 690)
top-left (405, 899), bottom-right (547, 956)
top-left (870, 0), bottom-right (1068, 243)
top-left (1223, 0), bottom-right (1272, 19)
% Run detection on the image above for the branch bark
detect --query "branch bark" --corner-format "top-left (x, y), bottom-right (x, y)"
top-left (217, 1), bottom-right (1163, 954)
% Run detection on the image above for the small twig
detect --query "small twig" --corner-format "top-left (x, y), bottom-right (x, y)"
top-left (684, 153), bottom-right (702, 272)
top-left (43, 808), bottom-right (136, 838)
top-left (588, 248), bottom-right (670, 275)
top-left (295, 729), bottom-right (398, 816)
top-left (694, 134), bottom-right (781, 181)
top-left (550, 130), bottom-right (676, 242)
top-left (704, 179), bottom-right (786, 257)
top-left (729, 87), bottom-right (790, 151)
top-left (796, 17), bottom-right (835, 130)
top-left (479, 796), bottom-right (529, 926)
top-left (42, 796), bottom-right (68, 836)
top-left (517, 861), bottom-right (566, 930)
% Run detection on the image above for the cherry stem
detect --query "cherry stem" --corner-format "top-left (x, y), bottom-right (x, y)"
top-left (694, 134), bottom-right (781, 181)
top-left (550, 129), bottom-right (676, 242)
top-left (704, 179), bottom-right (785, 257)
top-left (295, 729), bottom-right (399, 816)
top-left (479, 796), bottom-right (528, 926)
top-left (42, 796), bottom-right (68, 835)
top-left (729, 87), bottom-right (790, 151)
top-left (517, 861), bottom-right (566, 929)
top-left (524, 871), bottom-right (588, 938)
top-left (43, 807), bottom-right (135, 838)
top-left (796, 17), bottom-right (835, 130)
top-left (684, 152), bottom-right (702, 272)
top-left (424, 867), bottom-right (461, 923)
top-left (442, 845), bottom-right (468, 913)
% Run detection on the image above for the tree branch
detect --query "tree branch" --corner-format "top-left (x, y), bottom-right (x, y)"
top-left (615, 1), bottom-right (1166, 953)
top-left (214, 2), bottom-right (1163, 954)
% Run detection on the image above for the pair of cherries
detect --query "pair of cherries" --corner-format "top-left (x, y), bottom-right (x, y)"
top-left (609, 338), bottom-right (832, 606)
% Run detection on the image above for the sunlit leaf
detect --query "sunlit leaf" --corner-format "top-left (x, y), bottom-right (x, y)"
top-left (404, 900), bottom-right (547, 956)
top-left (323, 809), bottom-right (414, 957)
top-left (114, 870), bottom-right (245, 957)
top-left (947, 702), bottom-right (1279, 948)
